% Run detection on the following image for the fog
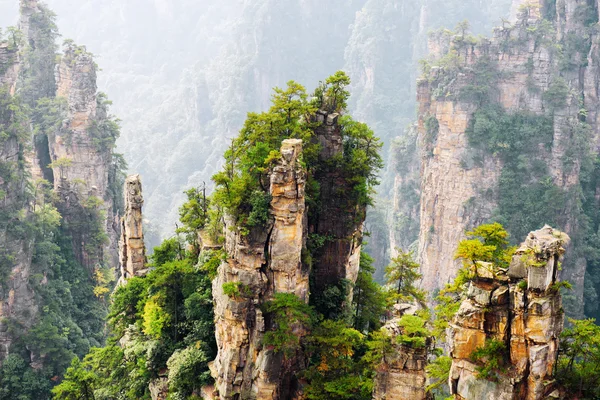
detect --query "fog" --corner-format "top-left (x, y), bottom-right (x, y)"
top-left (0, 0), bottom-right (512, 251)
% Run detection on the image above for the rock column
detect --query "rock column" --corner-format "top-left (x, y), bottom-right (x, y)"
top-left (119, 174), bottom-right (146, 280)
top-left (448, 226), bottom-right (568, 400)
top-left (373, 305), bottom-right (432, 400)
top-left (211, 139), bottom-right (308, 399)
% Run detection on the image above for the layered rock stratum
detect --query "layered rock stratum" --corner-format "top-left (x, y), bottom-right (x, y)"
top-left (449, 226), bottom-right (568, 400)
top-left (119, 174), bottom-right (146, 281)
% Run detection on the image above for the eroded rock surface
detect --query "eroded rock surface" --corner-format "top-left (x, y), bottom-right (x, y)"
top-left (373, 304), bottom-right (432, 400)
top-left (413, 0), bottom-right (600, 315)
top-left (119, 174), bottom-right (146, 280)
top-left (211, 139), bottom-right (308, 399)
top-left (449, 226), bottom-right (568, 400)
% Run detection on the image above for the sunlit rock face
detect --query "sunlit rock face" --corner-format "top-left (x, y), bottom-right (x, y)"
top-left (413, 0), bottom-right (600, 319)
top-left (373, 304), bottom-right (432, 400)
top-left (449, 226), bottom-right (568, 400)
top-left (211, 139), bottom-right (308, 400)
top-left (119, 174), bottom-right (146, 281)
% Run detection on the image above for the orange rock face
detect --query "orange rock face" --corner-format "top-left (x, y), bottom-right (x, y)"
top-left (449, 226), bottom-right (568, 400)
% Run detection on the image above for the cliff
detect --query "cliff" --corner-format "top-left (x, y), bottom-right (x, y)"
top-left (411, 0), bottom-right (600, 318)
top-left (448, 226), bottom-right (568, 399)
top-left (0, 0), bottom-right (123, 384)
top-left (211, 139), bottom-right (308, 399)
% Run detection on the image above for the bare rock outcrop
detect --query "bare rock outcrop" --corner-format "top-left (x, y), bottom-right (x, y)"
top-left (119, 174), bottom-right (146, 280)
top-left (449, 226), bottom-right (568, 400)
top-left (373, 304), bottom-right (432, 400)
top-left (211, 139), bottom-right (308, 399)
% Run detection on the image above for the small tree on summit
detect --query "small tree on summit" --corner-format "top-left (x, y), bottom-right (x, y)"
top-left (313, 70), bottom-right (351, 113)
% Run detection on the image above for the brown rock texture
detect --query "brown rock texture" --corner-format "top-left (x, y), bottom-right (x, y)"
top-left (211, 109), bottom-right (369, 398)
top-left (211, 139), bottom-right (308, 399)
top-left (47, 40), bottom-right (121, 270)
top-left (448, 226), bottom-right (568, 400)
top-left (373, 305), bottom-right (432, 400)
top-left (412, 0), bottom-right (600, 317)
top-left (119, 174), bottom-right (146, 280)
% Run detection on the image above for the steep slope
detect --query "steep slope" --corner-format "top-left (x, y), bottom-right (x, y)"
top-left (0, 1), bottom-right (124, 397)
top-left (410, 0), bottom-right (600, 317)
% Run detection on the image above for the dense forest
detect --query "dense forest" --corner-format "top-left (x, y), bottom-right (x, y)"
top-left (3, 0), bottom-right (600, 399)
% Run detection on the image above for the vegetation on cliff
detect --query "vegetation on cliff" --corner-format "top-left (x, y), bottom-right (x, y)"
top-left (0, 4), bottom-right (125, 399)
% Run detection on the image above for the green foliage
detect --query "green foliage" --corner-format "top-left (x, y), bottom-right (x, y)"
top-left (470, 339), bottom-right (507, 380)
top-left (246, 190), bottom-right (271, 227)
top-left (60, 252), bottom-right (217, 399)
top-left (166, 344), bottom-right (212, 398)
top-left (543, 77), bottom-right (569, 109)
top-left (423, 115), bottom-right (439, 149)
top-left (384, 249), bottom-right (426, 305)
top-left (313, 71), bottom-right (351, 113)
top-left (465, 104), bottom-right (568, 243)
top-left (557, 318), bottom-right (600, 398)
top-left (455, 223), bottom-right (514, 270)
top-left (310, 279), bottom-right (352, 321)
top-left (19, 4), bottom-right (59, 106)
top-left (197, 248), bottom-right (226, 280)
top-left (426, 356), bottom-right (452, 394)
top-left (0, 354), bottom-right (52, 400)
top-left (222, 281), bottom-right (251, 299)
top-left (303, 320), bottom-right (371, 400)
top-left (212, 79), bottom-right (317, 229)
top-left (87, 93), bottom-right (121, 152)
top-left (352, 252), bottom-right (386, 332)
top-left (397, 315), bottom-right (429, 349)
top-left (212, 72), bottom-right (381, 233)
top-left (361, 329), bottom-right (393, 369)
top-left (262, 293), bottom-right (313, 357)
top-left (176, 187), bottom-right (209, 256)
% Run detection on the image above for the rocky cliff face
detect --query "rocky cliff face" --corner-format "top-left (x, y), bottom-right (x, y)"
top-left (373, 304), bottom-right (431, 400)
top-left (211, 139), bottom-right (308, 399)
top-left (119, 174), bottom-right (146, 281)
top-left (449, 226), bottom-right (567, 399)
top-left (0, 0), bottom-right (123, 368)
top-left (50, 41), bottom-right (121, 269)
top-left (311, 111), bottom-right (363, 293)
top-left (411, 0), bottom-right (600, 318)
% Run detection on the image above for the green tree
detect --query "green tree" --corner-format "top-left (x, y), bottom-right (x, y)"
top-left (557, 318), bottom-right (600, 398)
top-left (263, 293), bottom-right (313, 357)
top-left (384, 249), bottom-right (426, 305)
top-left (303, 320), bottom-right (371, 400)
top-left (352, 252), bottom-right (386, 332)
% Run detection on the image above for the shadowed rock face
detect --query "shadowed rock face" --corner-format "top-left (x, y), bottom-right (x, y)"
top-left (119, 174), bottom-right (146, 280)
top-left (311, 110), bottom-right (363, 294)
top-left (449, 226), bottom-right (569, 400)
